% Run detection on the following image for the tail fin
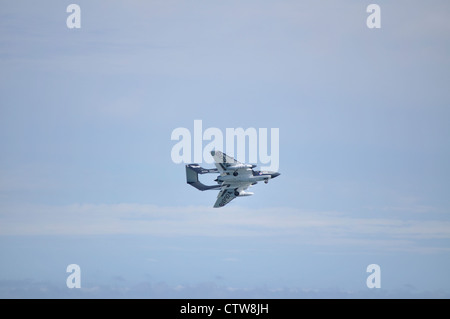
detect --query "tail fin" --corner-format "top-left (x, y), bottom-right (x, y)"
top-left (186, 164), bottom-right (221, 191)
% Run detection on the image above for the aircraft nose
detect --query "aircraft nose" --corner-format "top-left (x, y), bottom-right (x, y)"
top-left (271, 172), bottom-right (280, 179)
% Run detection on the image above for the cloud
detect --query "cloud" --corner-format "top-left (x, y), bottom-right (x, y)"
top-left (1, 279), bottom-right (449, 299)
top-left (1, 203), bottom-right (449, 253)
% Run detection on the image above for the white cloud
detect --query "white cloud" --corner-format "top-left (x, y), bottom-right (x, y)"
top-left (0, 203), bottom-right (449, 253)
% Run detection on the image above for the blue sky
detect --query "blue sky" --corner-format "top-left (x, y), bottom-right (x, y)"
top-left (1, 0), bottom-right (450, 298)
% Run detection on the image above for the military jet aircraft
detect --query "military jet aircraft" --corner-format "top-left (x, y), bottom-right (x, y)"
top-left (185, 150), bottom-right (280, 207)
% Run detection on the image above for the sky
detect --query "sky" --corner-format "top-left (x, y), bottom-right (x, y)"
top-left (0, 0), bottom-right (450, 298)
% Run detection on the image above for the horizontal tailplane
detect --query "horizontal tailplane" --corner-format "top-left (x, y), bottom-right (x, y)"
top-left (186, 164), bottom-right (221, 191)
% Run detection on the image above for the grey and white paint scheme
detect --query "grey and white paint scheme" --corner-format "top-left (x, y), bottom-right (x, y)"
top-left (186, 150), bottom-right (280, 208)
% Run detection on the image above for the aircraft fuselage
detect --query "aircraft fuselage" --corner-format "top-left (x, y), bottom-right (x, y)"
top-left (217, 170), bottom-right (280, 184)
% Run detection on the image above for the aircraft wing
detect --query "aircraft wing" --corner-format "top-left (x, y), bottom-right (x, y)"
top-left (213, 182), bottom-right (252, 208)
top-left (211, 150), bottom-right (242, 173)
top-left (213, 187), bottom-right (237, 208)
